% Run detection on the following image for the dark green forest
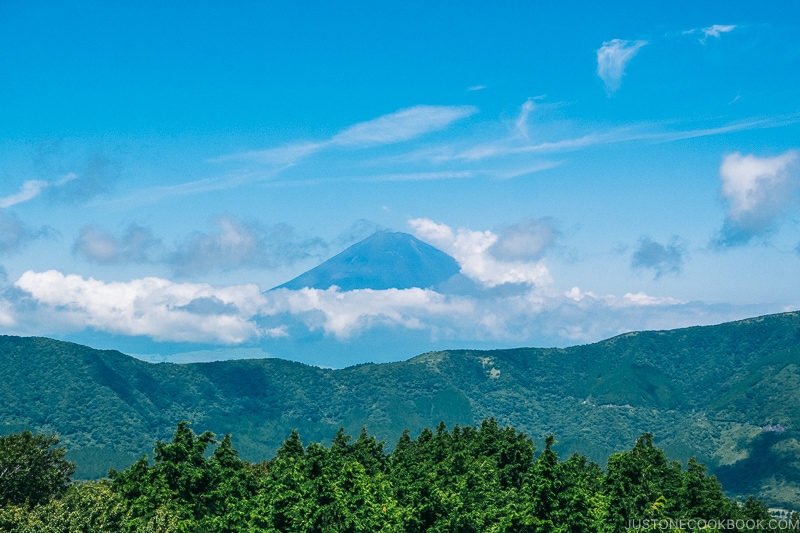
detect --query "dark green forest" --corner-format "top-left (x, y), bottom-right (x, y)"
top-left (1, 312), bottom-right (799, 509)
top-left (1, 421), bottom-right (790, 533)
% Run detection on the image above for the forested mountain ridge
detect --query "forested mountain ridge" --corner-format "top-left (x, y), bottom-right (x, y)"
top-left (1, 311), bottom-right (799, 508)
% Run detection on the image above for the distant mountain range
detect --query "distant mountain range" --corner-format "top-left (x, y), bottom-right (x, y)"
top-left (2, 311), bottom-right (799, 508)
top-left (274, 231), bottom-right (461, 291)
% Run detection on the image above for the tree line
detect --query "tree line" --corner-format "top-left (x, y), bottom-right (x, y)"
top-left (0, 419), bottom-right (789, 532)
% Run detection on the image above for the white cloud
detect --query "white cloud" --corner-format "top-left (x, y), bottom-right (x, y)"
top-left (408, 218), bottom-right (552, 288)
top-left (715, 150), bottom-right (800, 244)
top-left (702, 24), bottom-right (736, 39)
top-left (515, 99), bottom-right (535, 138)
top-left (611, 292), bottom-right (682, 308)
top-left (4, 267), bottom-right (753, 353)
top-left (14, 270), bottom-right (273, 344)
top-left (331, 105), bottom-right (478, 147)
top-left (271, 286), bottom-right (474, 339)
top-left (215, 105), bottom-right (478, 166)
top-left (0, 174), bottom-right (77, 208)
top-left (0, 180), bottom-right (49, 208)
top-left (596, 39), bottom-right (648, 95)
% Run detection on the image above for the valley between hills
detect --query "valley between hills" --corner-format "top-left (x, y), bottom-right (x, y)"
top-left (1, 311), bottom-right (799, 509)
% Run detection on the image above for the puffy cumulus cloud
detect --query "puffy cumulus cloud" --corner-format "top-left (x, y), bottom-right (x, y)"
top-left (72, 224), bottom-right (161, 264)
top-left (408, 218), bottom-right (552, 288)
top-left (714, 150), bottom-right (800, 246)
top-left (0, 211), bottom-right (51, 255)
top-left (170, 215), bottom-right (327, 276)
top-left (596, 39), bottom-right (648, 95)
top-left (13, 270), bottom-right (275, 344)
top-left (631, 236), bottom-right (686, 278)
top-left (269, 287), bottom-right (475, 340)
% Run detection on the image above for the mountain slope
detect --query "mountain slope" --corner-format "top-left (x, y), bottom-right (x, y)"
top-left (1, 312), bottom-right (799, 507)
top-left (274, 231), bottom-right (461, 291)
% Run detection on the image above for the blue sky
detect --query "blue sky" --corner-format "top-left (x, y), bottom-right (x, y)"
top-left (1, 1), bottom-right (799, 366)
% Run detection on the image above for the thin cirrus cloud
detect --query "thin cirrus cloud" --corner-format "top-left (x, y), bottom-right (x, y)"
top-left (215, 105), bottom-right (479, 166)
top-left (713, 149), bottom-right (799, 246)
top-left (0, 174), bottom-right (77, 208)
top-left (596, 39), bottom-right (648, 95)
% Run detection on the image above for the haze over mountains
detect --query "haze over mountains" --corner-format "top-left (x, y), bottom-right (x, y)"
top-left (2, 311), bottom-right (799, 508)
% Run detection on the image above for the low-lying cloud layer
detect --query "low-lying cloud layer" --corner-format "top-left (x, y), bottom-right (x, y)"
top-left (1, 219), bottom-right (762, 355)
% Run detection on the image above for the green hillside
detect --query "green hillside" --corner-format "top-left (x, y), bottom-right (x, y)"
top-left (1, 311), bottom-right (799, 508)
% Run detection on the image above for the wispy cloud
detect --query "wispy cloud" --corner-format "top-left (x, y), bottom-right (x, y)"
top-left (467, 85), bottom-right (486, 92)
top-left (0, 174), bottom-right (77, 208)
top-left (596, 39), bottom-right (648, 95)
top-left (702, 24), bottom-right (736, 39)
top-left (332, 105), bottom-right (477, 146)
top-left (713, 150), bottom-right (800, 246)
top-left (424, 116), bottom-right (795, 164)
top-left (214, 105), bottom-right (478, 166)
top-left (515, 99), bottom-right (535, 138)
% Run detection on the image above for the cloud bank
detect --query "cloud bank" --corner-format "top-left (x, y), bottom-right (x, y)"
top-left (1, 218), bottom-right (776, 356)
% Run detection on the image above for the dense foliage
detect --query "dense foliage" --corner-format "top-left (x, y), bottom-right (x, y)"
top-left (0, 422), bottom-right (785, 532)
top-left (0, 432), bottom-right (75, 507)
top-left (1, 311), bottom-right (799, 506)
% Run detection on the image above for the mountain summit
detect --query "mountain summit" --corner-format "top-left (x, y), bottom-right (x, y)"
top-left (275, 231), bottom-right (460, 291)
